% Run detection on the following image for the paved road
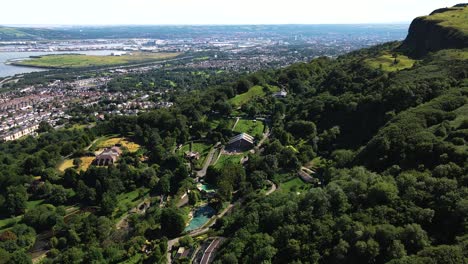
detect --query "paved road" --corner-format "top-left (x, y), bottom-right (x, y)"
top-left (256, 126), bottom-right (270, 149)
top-left (231, 117), bottom-right (240, 131)
top-left (200, 237), bottom-right (224, 264)
top-left (265, 180), bottom-right (277, 196)
top-left (196, 142), bottom-right (220, 177)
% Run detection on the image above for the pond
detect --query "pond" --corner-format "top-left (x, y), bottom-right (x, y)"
top-left (184, 205), bottom-right (216, 232)
top-left (197, 183), bottom-right (216, 193)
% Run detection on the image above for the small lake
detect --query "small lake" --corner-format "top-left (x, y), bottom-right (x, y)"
top-left (184, 205), bottom-right (216, 232)
top-left (198, 183), bottom-right (216, 193)
top-left (0, 50), bottom-right (118, 78)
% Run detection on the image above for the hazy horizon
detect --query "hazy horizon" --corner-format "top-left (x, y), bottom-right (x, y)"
top-left (1, 0), bottom-right (462, 25)
top-left (1, 23), bottom-right (411, 28)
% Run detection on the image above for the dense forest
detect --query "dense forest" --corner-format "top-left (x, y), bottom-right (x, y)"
top-left (0, 4), bottom-right (467, 264)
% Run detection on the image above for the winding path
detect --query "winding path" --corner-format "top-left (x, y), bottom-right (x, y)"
top-left (196, 142), bottom-right (220, 177)
top-left (265, 180), bottom-right (277, 196)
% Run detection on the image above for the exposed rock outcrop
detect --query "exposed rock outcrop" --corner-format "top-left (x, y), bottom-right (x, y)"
top-left (399, 4), bottom-right (468, 58)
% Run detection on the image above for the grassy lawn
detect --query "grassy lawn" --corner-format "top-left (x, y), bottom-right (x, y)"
top-left (66, 123), bottom-right (93, 130)
top-left (114, 188), bottom-right (149, 219)
top-left (279, 177), bottom-right (312, 194)
top-left (424, 5), bottom-right (468, 34)
top-left (79, 157), bottom-right (95, 171)
top-left (58, 159), bottom-right (74, 171)
top-left (214, 153), bottom-right (245, 169)
top-left (233, 119), bottom-right (264, 138)
top-left (26, 199), bottom-right (44, 209)
top-left (178, 142), bottom-right (212, 169)
top-left (58, 156), bottom-right (95, 172)
top-left (179, 142), bottom-right (212, 155)
top-left (433, 49), bottom-right (468, 61)
top-left (208, 117), bottom-right (235, 130)
top-left (93, 136), bottom-right (141, 153)
top-left (0, 216), bottom-right (22, 231)
top-left (230, 85), bottom-right (280, 107)
top-left (90, 135), bottom-right (118, 150)
top-left (365, 53), bottom-right (416, 72)
top-left (14, 52), bottom-right (181, 69)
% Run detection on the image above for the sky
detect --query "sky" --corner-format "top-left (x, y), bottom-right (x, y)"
top-left (1, 0), bottom-right (463, 25)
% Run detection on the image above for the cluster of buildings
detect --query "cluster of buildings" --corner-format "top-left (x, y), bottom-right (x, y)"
top-left (0, 78), bottom-right (112, 141)
top-left (0, 76), bottom-right (174, 141)
top-left (0, 88), bottom-right (71, 141)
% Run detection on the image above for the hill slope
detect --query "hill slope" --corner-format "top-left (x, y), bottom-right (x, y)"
top-left (400, 4), bottom-right (468, 57)
top-left (0, 4), bottom-right (467, 264)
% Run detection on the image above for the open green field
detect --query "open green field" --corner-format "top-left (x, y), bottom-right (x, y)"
top-left (58, 159), bottom-right (74, 171)
top-left (365, 53), bottom-right (416, 72)
top-left (214, 154), bottom-right (245, 169)
top-left (13, 52), bottom-right (181, 69)
top-left (424, 6), bottom-right (468, 34)
top-left (432, 49), bottom-right (468, 61)
top-left (178, 142), bottom-right (212, 169)
top-left (114, 188), bottom-right (149, 219)
top-left (58, 156), bottom-right (95, 172)
top-left (95, 137), bottom-right (141, 152)
top-left (66, 123), bottom-right (94, 130)
top-left (279, 177), bottom-right (312, 194)
top-left (208, 117), bottom-right (235, 130)
top-left (0, 216), bottom-right (21, 231)
top-left (230, 85), bottom-right (280, 107)
top-left (27, 199), bottom-right (44, 209)
top-left (90, 135), bottom-right (141, 153)
top-left (233, 119), bottom-right (264, 138)
top-left (178, 142), bottom-right (212, 155)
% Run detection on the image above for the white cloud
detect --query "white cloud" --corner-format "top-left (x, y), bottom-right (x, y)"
top-left (1, 0), bottom-right (462, 25)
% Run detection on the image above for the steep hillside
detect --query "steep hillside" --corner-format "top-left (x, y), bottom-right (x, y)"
top-left (210, 5), bottom-right (468, 264)
top-left (399, 4), bottom-right (468, 58)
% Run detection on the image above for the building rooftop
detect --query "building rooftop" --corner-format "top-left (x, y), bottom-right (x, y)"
top-left (227, 133), bottom-right (254, 145)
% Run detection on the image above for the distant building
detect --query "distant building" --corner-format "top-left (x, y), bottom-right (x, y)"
top-left (2, 124), bottom-right (39, 141)
top-left (93, 146), bottom-right (122, 166)
top-left (273, 89), bottom-right (288, 98)
top-left (110, 51), bottom-right (127, 56)
top-left (175, 247), bottom-right (190, 259)
top-left (226, 133), bottom-right (254, 152)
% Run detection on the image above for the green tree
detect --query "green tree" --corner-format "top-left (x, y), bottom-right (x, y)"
top-left (5, 186), bottom-right (28, 215)
top-left (37, 121), bottom-right (53, 133)
top-left (160, 207), bottom-right (185, 238)
top-left (188, 190), bottom-right (201, 205)
top-left (100, 192), bottom-right (117, 216)
top-left (6, 250), bottom-right (31, 264)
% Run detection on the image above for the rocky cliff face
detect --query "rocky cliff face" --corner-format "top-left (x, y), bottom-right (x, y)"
top-left (399, 4), bottom-right (468, 58)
